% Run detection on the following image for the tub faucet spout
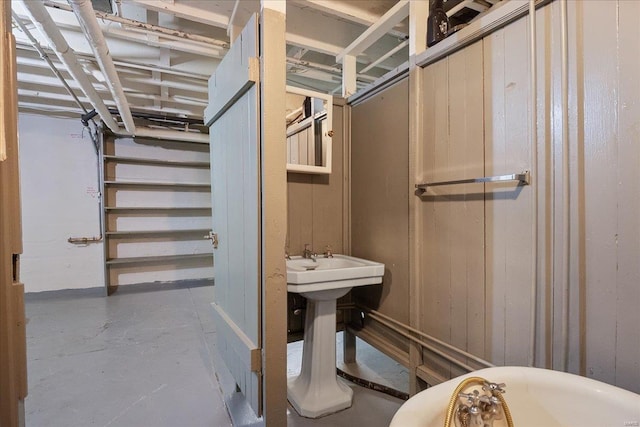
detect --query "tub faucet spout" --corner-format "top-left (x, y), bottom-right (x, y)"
top-left (444, 377), bottom-right (513, 427)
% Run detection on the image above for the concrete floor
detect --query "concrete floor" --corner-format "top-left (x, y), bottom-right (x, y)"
top-left (24, 283), bottom-right (407, 426)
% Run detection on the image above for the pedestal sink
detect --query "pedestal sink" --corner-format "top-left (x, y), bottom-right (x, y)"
top-left (286, 255), bottom-right (384, 418)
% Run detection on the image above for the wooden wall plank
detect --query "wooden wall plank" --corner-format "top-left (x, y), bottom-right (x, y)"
top-left (483, 29), bottom-right (507, 366)
top-left (311, 105), bottom-right (344, 254)
top-left (242, 85), bottom-right (260, 346)
top-left (409, 58), bottom-right (426, 393)
top-left (350, 80), bottom-right (410, 324)
top-left (210, 105), bottom-right (230, 310)
top-left (224, 96), bottom-right (246, 332)
top-left (501, 18), bottom-right (534, 365)
top-left (287, 174), bottom-right (314, 254)
top-left (287, 104), bottom-right (345, 256)
top-left (580, 0), bottom-right (618, 385)
top-left (614, 0), bottom-right (640, 392)
top-left (546, 0), bottom-right (564, 370)
top-left (534, 1), bottom-right (552, 370)
top-left (446, 41), bottom-right (485, 376)
top-left (462, 42), bottom-right (486, 364)
top-left (421, 58), bottom-right (453, 379)
top-left (298, 130), bottom-right (308, 165)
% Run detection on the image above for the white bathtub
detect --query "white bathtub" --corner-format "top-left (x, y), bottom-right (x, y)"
top-left (390, 366), bottom-right (640, 427)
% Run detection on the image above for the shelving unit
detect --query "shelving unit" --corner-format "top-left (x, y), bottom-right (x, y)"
top-left (101, 133), bottom-right (214, 294)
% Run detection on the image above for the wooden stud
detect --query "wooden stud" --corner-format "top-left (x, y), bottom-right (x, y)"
top-left (260, 2), bottom-right (288, 425)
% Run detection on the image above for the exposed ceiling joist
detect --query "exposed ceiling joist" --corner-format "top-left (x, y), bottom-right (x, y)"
top-left (129, 0), bottom-right (229, 28)
top-left (43, 1), bottom-right (229, 48)
top-left (360, 39), bottom-right (408, 74)
top-left (12, 0), bottom-right (429, 118)
top-left (289, 0), bottom-right (408, 39)
top-left (337, 0), bottom-right (409, 62)
top-left (104, 25), bottom-right (225, 57)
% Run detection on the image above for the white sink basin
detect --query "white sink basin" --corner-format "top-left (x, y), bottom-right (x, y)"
top-left (286, 254), bottom-right (385, 418)
top-left (286, 254), bottom-right (384, 294)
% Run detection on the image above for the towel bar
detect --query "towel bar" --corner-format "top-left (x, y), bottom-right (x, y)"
top-left (415, 171), bottom-right (530, 195)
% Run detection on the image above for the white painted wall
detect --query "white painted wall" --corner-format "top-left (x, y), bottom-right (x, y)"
top-left (18, 113), bottom-right (104, 292)
top-left (18, 113), bottom-right (214, 293)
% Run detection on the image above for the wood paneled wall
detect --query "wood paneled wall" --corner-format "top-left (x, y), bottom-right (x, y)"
top-left (350, 80), bottom-right (410, 327)
top-left (576, 0), bottom-right (640, 392)
top-left (287, 104), bottom-right (347, 256)
top-left (349, 0), bottom-right (640, 393)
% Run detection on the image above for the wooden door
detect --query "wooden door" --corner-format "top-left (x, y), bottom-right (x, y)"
top-left (204, 15), bottom-right (262, 417)
top-left (0, 2), bottom-right (27, 426)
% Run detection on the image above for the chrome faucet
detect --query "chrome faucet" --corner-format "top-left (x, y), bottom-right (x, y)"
top-left (455, 382), bottom-right (507, 427)
top-left (323, 245), bottom-right (333, 258)
top-left (302, 244), bottom-right (317, 261)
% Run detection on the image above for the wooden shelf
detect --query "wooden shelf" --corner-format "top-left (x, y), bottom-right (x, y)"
top-left (106, 229), bottom-right (209, 236)
top-left (106, 253), bottom-right (212, 265)
top-left (104, 180), bottom-right (210, 188)
top-left (103, 155), bottom-right (210, 168)
top-left (105, 206), bottom-right (211, 212)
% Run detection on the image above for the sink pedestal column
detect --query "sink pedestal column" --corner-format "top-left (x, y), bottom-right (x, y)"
top-left (287, 290), bottom-right (353, 418)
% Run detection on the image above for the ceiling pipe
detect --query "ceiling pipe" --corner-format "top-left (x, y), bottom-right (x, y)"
top-left (69, 0), bottom-right (136, 134)
top-left (18, 0), bottom-right (120, 132)
top-left (42, 0), bottom-right (229, 49)
top-left (19, 1), bottom-right (207, 144)
top-left (131, 128), bottom-right (208, 144)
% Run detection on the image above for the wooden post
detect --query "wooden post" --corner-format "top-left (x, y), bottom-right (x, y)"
top-left (0, 1), bottom-right (27, 425)
top-left (408, 0), bottom-right (428, 395)
top-left (409, 0), bottom-right (428, 57)
top-left (260, 1), bottom-right (288, 425)
top-left (341, 55), bottom-right (357, 98)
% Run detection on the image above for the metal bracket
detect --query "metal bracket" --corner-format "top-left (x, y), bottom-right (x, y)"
top-left (204, 231), bottom-right (218, 249)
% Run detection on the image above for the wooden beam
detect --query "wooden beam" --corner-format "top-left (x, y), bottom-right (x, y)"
top-left (341, 54), bottom-right (357, 97)
top-left (336, 0), bottom-right (409, 63)
top-left (131, 0), bottom-right (229, 28)
top-left (104, 27), bottom-right (225, 57)
top-left (286, 2), bottom-right (405, 70)
top-left (289, 0), bottom-right (408, 39)
top-left (286, 33), bottom-right (345, 56)
top-left (361, 39), bottom-right (408, 73)
top-left (409, 0), bottom-right (429, 57)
